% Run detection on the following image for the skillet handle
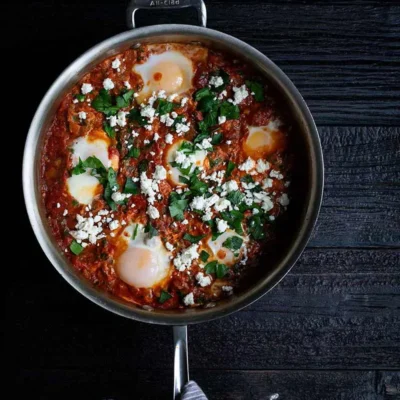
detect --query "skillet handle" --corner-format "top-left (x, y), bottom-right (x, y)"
top-left (127, 0), bottom-right (207, 29)
top-left (173, 325), bottom-right (189, 400)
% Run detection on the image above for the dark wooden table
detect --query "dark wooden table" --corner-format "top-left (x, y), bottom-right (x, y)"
top-left (6, 1), bottom-right (399, 399)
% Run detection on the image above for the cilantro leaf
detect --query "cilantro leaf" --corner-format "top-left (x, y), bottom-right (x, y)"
top-left (157, 99), bottom-right (176, 115)
top-left (103, 122), bottom-right (116, 139)
top-left (71, 158), bottom-right (86, 175)
top-left (220, 210), bottom-right (244, 235)
top-left (204, 261), bottom-right (218, 274)
top-left (248, 215), bottom-right (266, 240)
top-left (210, 70), bottom-right (230, 92)
top-left (169, 192), bottom-right (189, 221)
top-left (128, 108), bottom-right (147, 126)
top-left (92, 89), bottom-right (119, 116)
top-left (194, 87), bottom-right (213, 101)
top-left (220, 101), bottom-right (240, 120)
top-left (198, 95), bottom-right (219, 113)
top-left (127, 147), bottom-right (140, 158)
top-left (145, 222), bottom-right (158, 238)
top-left (200, 250), bottom-right (210, 263)
top-left (132, 224), bottom-right (139, 240)
top-left (116, 90), bottom-right (134, 108)
top-left (138, 159), bottom-right (149, 173)
top-left (183, 233), bottom-right (207, 243)
top-left (223, 236), bottom-right (243, 251)
top-left (226, 190), bottom-right (245, 206)
top-left (74, 93), bottom-right (85, 102)
top-left (225, 161), bottom-right (236, 178)
top-left (211, 132), bottom-right (223, 145)
top-left (124, 178), bottom-right (139, 194)
top-left (246, 80), bottom-right (265, 102)
top-left (204, 261), bottom-right (229, 278)
top-left (70, 240), bottom-right (84, 255)
top-left (159, 290), bottom-right (173, 304)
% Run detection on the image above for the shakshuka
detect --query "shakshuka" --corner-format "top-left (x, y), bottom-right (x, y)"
top-left (41, 43), bottom-right (293, 309)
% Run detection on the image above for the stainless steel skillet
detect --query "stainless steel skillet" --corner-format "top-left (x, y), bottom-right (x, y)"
top-left (22, 1), bottom-right (324, 398)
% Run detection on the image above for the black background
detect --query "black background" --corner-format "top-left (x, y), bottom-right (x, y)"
top-left (4, 1), bottom-right (400, 399)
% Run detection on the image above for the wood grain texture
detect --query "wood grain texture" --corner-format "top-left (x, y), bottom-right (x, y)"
top-left (3, 0), bottom-right (400, 125)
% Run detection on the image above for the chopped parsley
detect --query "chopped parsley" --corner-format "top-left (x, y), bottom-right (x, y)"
top-left (127, 147), bottom-right (140, 158)
top-left (169, 192), bottom-right (189, 221)
top-left (204, 261), bottom-right (229, 278)
top-left (145, 222), bottom-right (158, 238)
top-left (223, 236), bottom-right (243, 251)
top-left (246, 80), bottom-right (265, 102)
top-left (103, 122), bottom-right (116, 139)
top-left (159, 290), bottom-right (173, 304)
top-left (115, 90), bottom-right (134, 108)
top-left (128, 108), bottom-right (147, 126)
top-left (248, 215), bottom-right (266, 240)
top-left (183, 233), bottom-right (207, 243)
top-left (124, 178), bottom-right (139, 194)
top-left (92, 89), bottom-right (120, 116)
top-left (200, 250), bottom-right (210, 263)
top-left (74, 93), bottom-right (85, 102)
top-left (157, 99), bottom-right (176, 115)
top-left (132, 224), bottom-right (139, 240)
top-left (220, 210), bottom-right (244, 235)
top-left (225, 160), bottom-right (236, 178)
top-left (70, 240), bottom-right (84, 255)
top-left (219, 101), bottom-right (240, 120)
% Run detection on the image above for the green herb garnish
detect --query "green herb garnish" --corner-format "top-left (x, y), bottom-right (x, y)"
top-left (219, 101), bottom-right (240, 120)
top-left (124, 178), bottom-right (139, 194)
top-left (70, 240), bottom-right (84, 255)
top-left (200, 250), bottom-right (210, 263)
top-left (132, 224), bottom-right (139, 240)
top-left (246, 80), bottom-right (265, 102)
top-left (103, 122), bottom-right (116, 139)
top-left (223, 236), bottom-right (243, 251)
top-left (169, 192), bottom-right (189, 221)
top-left (157, 99), bottom-right (176, 115)
top-left (204, 261), bottom-right (229, 278)
top-left (145, 222), bottom-right (158, 238)
top-left (116, 90), bottom-right (134, 108)
top-left (159, 290), bottom-right (173, 304)
top-left (128, 108), bottom-right (147, 126)
top-left (92, 89), bottom-right (119, 116)
top-left (248, 215), bottom-right (266, 240)
top-left (225, 161), bottom-right (236, 178)
top-left (183, 233), bottom-right (207, 243)
top-left (127, 147), bottom-right (140, 159)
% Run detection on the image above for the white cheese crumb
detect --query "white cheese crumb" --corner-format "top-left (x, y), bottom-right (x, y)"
top-left (256, 159), bottom-right (270, 173)
top-left (111, 192), bottom-right (132, 202)
top-left (153, 165), bottom-right (167, 181)
top-left (103, 78), bottom-right (114, 90)
top-left (270, 170), bottom-right (284, 180)
top-left (173, 244), bottom-right (199, 271)
top-left (232, 85), bottom-right (249, 105)
top-left (262, 178), bottom-right (273, 189)
top-left (63, 209), bottom-right (68, 216)
top-left (181, 97), bottom-right (188, 107)
top-left (209, 76), bottom-right (224, 88)
top-left (226, 140), bottom-right (232, 145)
top-left (124, 81), bottom-right (131, 89)
top-left (72, 99), bottom-right (79, 104)
top-left (109, 220), bottom-right (120, 231)
top-left (153, 132), bottom-right (160, 141)
top-left (108, 115), bottom-right (117, 127)
top-left (147, 205), bottom-right (160, 219)
top-left (183, 292), bottom-right (195, 306)
top-left (214, 198), bottom-right (231, 212)
top-left (111, 58), bottom-right (121, 69)
top-left (78, 111), bottom-right (87, 121)
top-left (216, 218), bottom-right (229, 233)
top-left (165, 133), bottom-right (174, 144)
top-left (222, 286), bottom-right (233, 292)
top-left (278, 193), bottom-right (290, 206)
top-left (222, 180), bottom-right (239, 192)
top-left (165, 242), bottom-right (175, 252)
top-left (196, 272), bottom-right (212, 287)
top-left (239, 157), bottom-right (256, 172)
top-left (218, 116), bottom-right (227, 125)
top-left (116, 111), bottom-right (127, 127)
top-left (218, 90), bottom-right (227, 100)
top-left (81, 83), bottom-right (93, 95)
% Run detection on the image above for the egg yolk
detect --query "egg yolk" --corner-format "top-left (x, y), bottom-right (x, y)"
top-left (150, 61), bottom-right (184, 93)
top-left (244, 127), bottom-right (285, 158)
top-left (117, 246), bottom-right (165, 288)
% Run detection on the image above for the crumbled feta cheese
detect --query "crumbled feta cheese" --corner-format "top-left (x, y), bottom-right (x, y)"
top-left (140, 172), bottom-right (159, 204)
top-left (72, 99), bottom-right (79, 104)
top-left (196, 272), bottom-right (212, 287)
top-left (165, 133), bottom-right (174, 144)
top-left (181, 97), bottom-right (188, 107)
top-left (239, 157), bottom-right (256, 172)
top-left (278, 193), bottom-right (290, 206)
top-left (132, 130), bottom-right (139, 137)
top-left (267, 119), bottom-right (281, 131)
top-left (182, 219), bottom-right (189, 225)
top-left (191, 196), bottom-right (206, 211)
top-left (111, 58), bottom-right (121, 69)
top-left (144, 139), bottom-right (150, 145)
top-left (209, 76), bottom-right (224, 88)
top-left (109, 220), bottom-right (120, 231)
top-left (160, 113), bottom-right (175, 127)
top-left (256, 159), bottom-right (270, 173)
top-left (197, 138), bottom-right (213, 150)
top-left (216, 218), bottom-right (229, 233)
top-left (232, 85), bottom-right (249, 104)
top-left (116, 111), bottom-right (127, 127)
top-left (153, 165), bottom-right (167, 181)
top-left (124, 81), bottom-right (131, 89)
top-left (226, 140), bottom-right (232, 145)
top-left (183, 292), bottom-right (195, 306)
top-left (252, 208), bottom-right (260, 215)
top-left (147, 205), bottom-right (160, 219)
top-left (141, 105), bottom-right (156, 119)
top-left (202, 210), bottom-right (213, 222)
top-left (108, 115), bottom-right (117, 127)
top-left (103, 78), bottom-right (114, 90)
top-left (218, 90), bottom-right (227, 100)
top-left (165, 242), bottom-right (175, 252)
top-left (81, 83), bottom-right (93, 95)
top-left (222, 180), bottom-right (239, 192)
top-left (78, 111), bottom-right (87, 121)
top-left (167, 93), bottom-right (178, 102)
top-left (214, 198), bottom-right (231, 212)
top-left (173, 244), bottom-right (200, 271)
top-left (153, 133), bottom-right (160, 141)
top-left (111, 192), bottom-right (132, 202)
top-left (262, 178), bottom-right (273, 189)
top-left (63, 209), bottom-right (68, 216)
top-left (175, 122), bottom-right (190, 134)
top-left (222, 286), bottom-right (233, 292)
top-left (218, 116), bottom-right (227, 125)
top-left (270, 170), bottom-right (284, 180)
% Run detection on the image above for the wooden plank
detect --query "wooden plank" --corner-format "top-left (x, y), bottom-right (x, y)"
top-left (3, 1), bottom-right (400, 125)
top-left (12, 368), bottom-right (386, 400)
top-left (310, 126), bottom-right (400, 248)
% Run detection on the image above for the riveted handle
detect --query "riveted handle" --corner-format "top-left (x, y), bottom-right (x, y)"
top-left (127, 0), bottom-right (207, 29)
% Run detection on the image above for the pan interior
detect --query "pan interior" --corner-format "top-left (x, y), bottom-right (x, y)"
top-left (23, 25), bottom-right (323, 325)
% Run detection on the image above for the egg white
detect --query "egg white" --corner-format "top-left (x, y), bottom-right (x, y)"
top-left (66, 173), bottom-right (101, 205)
top-left (116, 223), bottom-right (171, 289)
top-left (134, 51), bottom-right (194, 103)
top-left (206, 229), bottom-right (245, 266)
top-left (244, 120), bottom-right (284, 158)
